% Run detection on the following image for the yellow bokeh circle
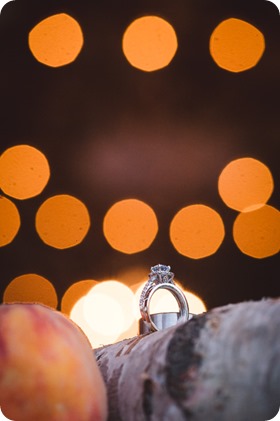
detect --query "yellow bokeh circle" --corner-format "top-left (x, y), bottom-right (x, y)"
top-left (233, 205), bottom-right (280, 259)
top-left (0, 145), bottom-right (50, 200)
top-left (3, 273), bottom-right (58, 308)
top-left (170, 204), bottom-right (225, 259)
top-left (28, 13), bottom-right (84, 67)
top-left (210, 18), bottom-right (265, 72)
top-left (0, 197), bottom-right (21, 246)
top-left (122, 15), bottom-right (178, 72)
top-left (36, 194), bottom-right (91, 249)
top-left (218, 157), bottom-right (274, 212)
top-left (103, 199), bottom-right (158, 254)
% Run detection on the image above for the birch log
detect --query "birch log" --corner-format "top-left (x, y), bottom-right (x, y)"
top-left (95, 299), bottom-right (280, 421)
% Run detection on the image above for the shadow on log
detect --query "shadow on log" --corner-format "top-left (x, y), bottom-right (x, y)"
top-left (95, 299), bottom-right (280, 421)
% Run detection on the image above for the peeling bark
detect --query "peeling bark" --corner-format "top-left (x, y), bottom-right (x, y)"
top-left (95, 299), bottom-right (280, 421)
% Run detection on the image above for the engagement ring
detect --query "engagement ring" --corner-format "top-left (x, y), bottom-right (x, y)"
top-left (139, 264), bottom-right (190, 332)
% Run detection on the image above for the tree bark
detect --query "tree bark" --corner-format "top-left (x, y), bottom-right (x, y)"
top-left (95, 299), bottom-right (280, 421)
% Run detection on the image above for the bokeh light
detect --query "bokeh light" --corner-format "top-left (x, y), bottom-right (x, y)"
top-left (118, 267), bottom-right (148, 288)
top-left (103, 199), bottom-right (158, 254)
top-left (35, 194), bottom-right (91, 249)
top-left (233, 205), bottom-right (280, 258)
top-left (116, 321), bottom-right (139, 342)
top-left (83, 281), bottom-right (135, 335)
top-left (70, 296), bottom-right (118, 349)
top-left (210, 18), bottom-right (265, 72)
top-left (0, 196), bottom-right (20, 246)
top-left (84, 292), bottom-right (125, 336)
top-left (170, 204), bottom-right (225, 259)
top-left (69, 281), bottom-right (136, 347)
top-left (28, 13), bottom-right (84, 67)
top-left (69, 278), bottom-right (206, 345)
top-left (61, 279), bottom-right (98, 315)
top-left (3, 273), bottom-right (58, 308)
top-left (218, 157), bottom-right (274, 212)
top-left (0, 145), bottom-right (50, 200)
top-left (184, 290), bottom-right (207, 314)
top-left (122, 15), bottom-right (178, 72)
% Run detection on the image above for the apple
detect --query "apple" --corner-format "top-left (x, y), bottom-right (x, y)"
top-left (0, 303), bottom-right (107, 421)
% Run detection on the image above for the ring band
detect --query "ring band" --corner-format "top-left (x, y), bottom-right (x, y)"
top-left (139, 312), bottom-right (193, 334)
top-left (139, 264), bottom-right (190, 332)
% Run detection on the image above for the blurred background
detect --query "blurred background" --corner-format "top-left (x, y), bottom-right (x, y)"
top-left (0, 0), bottom-right (279, 346)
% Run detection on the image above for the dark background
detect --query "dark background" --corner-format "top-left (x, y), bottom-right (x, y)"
top-left (0, 0), bottom-right (279, 310)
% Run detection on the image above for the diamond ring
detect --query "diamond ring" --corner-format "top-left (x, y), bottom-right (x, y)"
top-left (139, 264), bottom-right (189, 332)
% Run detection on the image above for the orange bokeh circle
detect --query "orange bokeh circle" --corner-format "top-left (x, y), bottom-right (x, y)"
top-left (210, 18), bottom-right (265, 72)
top-left (3, 273), bottom-right (58, 308)
top-left (29, 13), bottom-right (84, 67)
top-left (218, 157), bottom-right (274, 212)
top-left (0, 197), bottom-right (21, 246)
top-left (233, 205), bottom-right (280, 259)
top-left (36, 194), bottom-right (91, 249)
top-left (122, 15), bottom-right (178, 72)
top-left (103, 199), bottom-right (158, 254)
top-left (0, 145), bottom-right (50, 200)
top-left (61, 280), bottom-right (98, 315)
top-left (170, 204), bottom-right (225, 259)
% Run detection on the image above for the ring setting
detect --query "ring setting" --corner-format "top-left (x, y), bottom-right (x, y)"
top-left (139, 264), bottom-right (190, 332)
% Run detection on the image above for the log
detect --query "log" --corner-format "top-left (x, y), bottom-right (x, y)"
top-left (95, 299), bottom-right (280, 421)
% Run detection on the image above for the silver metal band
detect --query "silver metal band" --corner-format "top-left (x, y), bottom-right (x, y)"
top-left (139, 312), bottom-right (194, 334)
top-left (139, 264), bottom-right (190, 332)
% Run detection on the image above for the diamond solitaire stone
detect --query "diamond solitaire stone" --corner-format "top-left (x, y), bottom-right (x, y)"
top-left (151, 264), bottom-right (171, 274)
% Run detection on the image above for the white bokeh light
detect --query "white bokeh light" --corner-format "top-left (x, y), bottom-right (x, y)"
top-left (83, 281), bottom-right (135, 335)
top-left (70, 296), bottom-right (120, 348)
top-left (0, 1), bottom-right (14, 14)
top-left (265, 0), bottom-right (280, 13)
top-left (83, 291), bottom-right (125, 336)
